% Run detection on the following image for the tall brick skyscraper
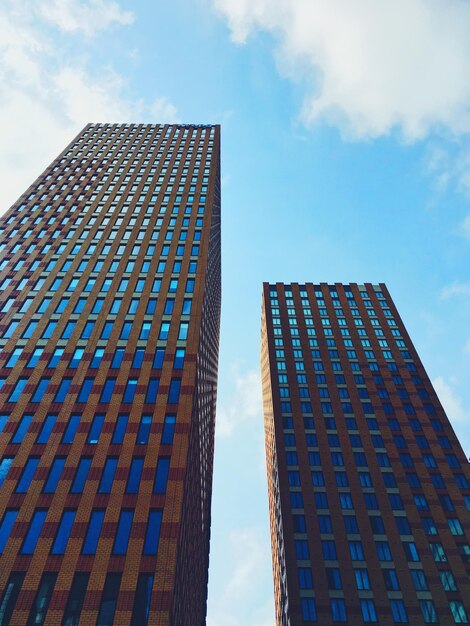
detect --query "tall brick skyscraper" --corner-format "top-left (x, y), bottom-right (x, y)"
top-left (0, 123), bottom-right (221, 625)
top-left (261, 282), bottom-right (470, 625)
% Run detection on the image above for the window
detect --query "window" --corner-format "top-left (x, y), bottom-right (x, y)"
top-left (178, 322), bottom-right (189, 340)
top-left (100, 379), bottom-right (116, 403)
top-left (132, 349), bottom-right (145, 369)
top-left (430, 542), bottom-right (447, 562)
top-left (62, 572), bottom-right (89, 626)
top-left (376, 541), bottom-right (392, 561)
top-left (55, 378), bottom-right (72, 402)
top-left (326, 567), bottom-right (342, 590)
top-left (27, 348), bottom-right (42, 368)
top-left (450, 601), bottom-right (468, 624)
top-left (112, 414), bottom-right (128, 444)
top-left (411, 570), bottom-right (428, 591)
top-left (71, 458), bottom-right (92, 493)
top-left (168, 378), bottom-right (181, 403)
top-left (390, 600), bottom-right (408, 623)
top-left (51, 510), bottom-right (76, 554)
top-left (113, 510), bottom-right (134, 555)
top-left (0, 572), bottom-right (25, 625)
top-left (146, 378), bottom-right (159, 403)
top-left (0, 456), bottom-right (14, 489)
top-left (27, 572), bottom-right (57, 626)
top-left (43, 457), bottom-right (66, 493)
top-left (440, 570), bottom-right (457, 591)
top-left (8, 378), bottom-right (28, 403)
top-left (11, 413), bottom-right (33, 444)
top-left (82, 509), bottom-right (105, 555)
top-left (322, 540), bottom-right (337, 560)
top-left (130, 574), bottom-right (154, 626)
top-left (62, 414), bottom-right (81, 444)
top-left (111, 349), bottom-right (124, 369)
top-left (154, 457), bottom-right (170, 494)
top-left (16, 457), bottom-right (39, 493)
top-left (330, 598), bottom-right (347, 622)
top-left (420, 600), bottom-right (438, 623)
top-left (301, 599), bottom-right (317, 622)
top-left (126, 458), bottom-right (144, 493)
top-left (361, 599), bottom-right (377, 623)
top-left (161, 414), bottom-right (176, 445)
top-left (298, 567), bottom-right (313, 589)
top-left (0, 509), bottom-right (18, 554)
top-left (98, 458), bottom-right (118, 494)
top-left (32, 378), bottom-right (51, 403)
top-left (96, 574), bottom-right (121, 626)
top-left (21, 509), bottom-right (47, 553)
top-left (349, 540), bottom-right (364, 561)
top-left (37, 414), bottom-right (56, 444)
top-left (403, 541), bottom-right (420, 562)
top-left (137, 415), bottom-right (152, 444)
top-left (143, 510), bottom-right (163, 555)
top-left (355, 569), bottom-right (370, 590)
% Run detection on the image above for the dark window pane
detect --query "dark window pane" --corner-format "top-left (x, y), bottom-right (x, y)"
top-left (130, 574), bottom-right (153, 626)
top-left (82, 510), bottom-right (105, 555)
top-left (26, 573), bottom-right (57, 626)
top-left (96, 574), bottom-right (121, 626)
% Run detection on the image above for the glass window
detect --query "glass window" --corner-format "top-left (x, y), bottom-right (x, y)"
top-left (450, 601), bottom-right (468, 623)
top-left (168, 378), bottom-right (181, 404)
top-left (112, 414), bottom-right (128, 444)
top-left (16, 457), bottom-right (40, 493)
top-left (78, 378), bottom-right (94, 403)
top-left (123, 379), bottom-right (138, 403)
top-left (71, 458), bottom-right (92, 493)
top-left (361, 599), bottom-right (378, 623)
top-left (132, 349), bottom-right (145, 369)
top-left (130, 573), bottom-right (153, 626)
top-left (98, 458), bottom-right (118, 494)
top-left (111, 349), bottom-right (124, 369)
top-left (153, 349), bottom-right (165, 368)
top-left (153, 457), bottom-right (170, 494)
top-left (37, 414), bottom-right (56, 444)
top-left (9, 378), bottom-right (28, 403)
top-left (100, 379), bottom-right (116, 403)
top-left (145, 378), bottom-right (159, 403)
top-left (126, 458), bottom-right (144, 494)
top-left (82, 510), bottom-right (105, 555)
top-left (330, 598), bottom-right (347, 622)
top-left (43, 457), bottom-right (66, 493)
top-left (137, 415), bottom-right (152, 444)
top-left (143, 510), bottom-right (162, 556)
top-left (87, 414), bottom-right (105, 444)
top-left (70, 348), bottom-right (84, 368)
top-left (0, 509), bottom-right (18, 553)
top-left (390, 600), bottom-right (408, 623)
top-left (0, 456), bottom-right (14, 488)
top-left (62, 414), bottom-right (81, 444)
top-left (420, 600), bottom-right (438, 623)
top-left (51, 510), bottom-right (76, 554)
top-left (55, 378), bottom-right (72, 402)
top-left (96, 573), bottom-right (121, 626)
top-left (21, 509), bottom-right (47, 553)
top-left (62, 572), bottom-right (89, 626)
top-left (0, 572), bottom-right (25, 625)
top-left (161, 415), bottom-right (176, 445)
top-left (301, 598), bottom-right (317, 622)
top-left (113, 510), bottom-right (134, 555)
top-left (27, 572), bottom-right (57, 626)
top-left (354, 569), bottom-right (370, 590)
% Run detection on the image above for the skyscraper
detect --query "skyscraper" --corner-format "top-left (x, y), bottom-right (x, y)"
top-left (261, 282), bottom-right (470, 625)
top-left (0, 122), bottom-right (220, 625)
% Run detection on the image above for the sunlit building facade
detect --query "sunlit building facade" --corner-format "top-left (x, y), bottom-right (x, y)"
top-left (0, 122), bottom-right (221, 625)
top-left (261, 282), bottom-right (470, 625)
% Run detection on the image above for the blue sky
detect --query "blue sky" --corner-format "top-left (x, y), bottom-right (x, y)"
top-left (1, 1), bottom-right (470, 623)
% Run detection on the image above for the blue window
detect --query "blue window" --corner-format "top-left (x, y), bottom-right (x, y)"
top-left (132, 349), bottom-right (145, 369)
top-left (153, 349), bottom-right (165, 368)
top-left (90, 348), bottom-right (104, 368)
top-left (21, 509), bottom-right (47, 554)
top-left (159, 322), bottom-right (170, 340)
top-left (0, 510), bottom-right (18, 554)
top-left (101, 322), bottom-right (113, 339)
top-left (153, 458), bottom-right (170, 494)
top-left (146, 378), bottom-right (159, 403)
top-left (22, 321), bottom-right (37, 339)
top-left (82, 509), bottom-right (105, 555)
top-left (62, 414), bottom-right (81, 444)
top-left (112, 414), bottom-right (128, 444)
top-left (32, 378), bottom-right (51, 403)
top-left (361, 599), bottom-right (378, 623)
top-left (62, 321), bottom-right (76, 339)
top-left (164, 298), bottom-right (174, 314)
top-left (137, 415), bottom-right (152, 444)
top-left (390, 600), bottom-right (408, 623)
top-left (55, 378), bottom-right (72, 402)
top-left (178, 322), bottom-right (188, 340)
top-left (128, 298), bottom-right (139, 314)
top-left (168, 378), bottom-right (181, 404)
top-left (98, 458), bottom-right (118, 494)
top-left (174, 349), bottom-right (185, 368)
top-left (51, 510), bottom-right (76, 555)
top-left (27, 348), bottom-right (42, 368)
top-left (50, 349), bottom-right (65, 369)
top-left (78, 378), bottom-right (94, 403)
top-left (140, 322), bottom-right (151, 340)
top-left (110, 298), bottom-right (122, 314)
top-left (0, 415), bottom-right (9, 433)
top-left (70, 348), bottom-right (84, 368)
top-left (8, 378), bottom-right (28, 403)
top-left (81, 321), bottom-right (94, 339)
top-left (0, 457), bottom-right (14, 488)
top-left (73, 297), bottom-right (86, 312)
top-left (12, 414), bottom-right (33, 444)
top-left (146, 299), bottom-right (157, 314)
top-left (71, 458), bottom-right (92, 493)
top-left (6, 348), bottom-right (22, 368)
top-left (301, 598), bottom-right (317, 622)
top-left (330, 598), bottom-right (347, 622)
top-left (120, 321), bottom-right (133, 339)
top-left (92, 298), bottom-right (104, 313)
top-left (123, 379), bottom-right (138, 403)
top-left (185, 278), bottom-right (194, 293)
top-left (126, 458), bottom-right (144, 493)
top-left (87, 414), bottom-right (105, 444)
top-left (43, 457), bottom-right (66, 493)
top-left (37, 414), bottom-right (56, 444)
top-left (298, 567), bottom-right (313, 589)
top-left (161, 415), bottom-right (176, 445)
top-left (349, 541), bottom-right (364, 561)
top-left (16, 457), bottom-right (40, 492)
top-left (100, 379), bottom-right (115, 403)
top-left (113, 510), bottom-right (134, 555)
top-left (152, 279), bottom-right (161, 293)
top-left (42, 321), bottom-right (57, 339)
top-left (111, 349), bottom-right (124, 369)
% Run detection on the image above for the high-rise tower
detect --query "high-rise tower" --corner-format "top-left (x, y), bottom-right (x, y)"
top-left (261, 282), bottom-right (470, 625)
top-left (0, 123), bottom-right (221, 625)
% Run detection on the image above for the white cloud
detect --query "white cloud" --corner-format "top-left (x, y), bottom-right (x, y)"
top-left (207, 527), bottom-right (273, 626)
top-left (148, 97), bottom-right (180, 123)
top-left (440, 281), bottom-right (470, 299)
top-left (38, 0), bottom-right (134, 36)
top-left (216, 367), bottom-right (263, 438)
top-left (432, 376), bottom-right (466, 423)
top-left (214, 0), bottom-right (470, 140)
top-left (0, 0), bottom-right (177, 213)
